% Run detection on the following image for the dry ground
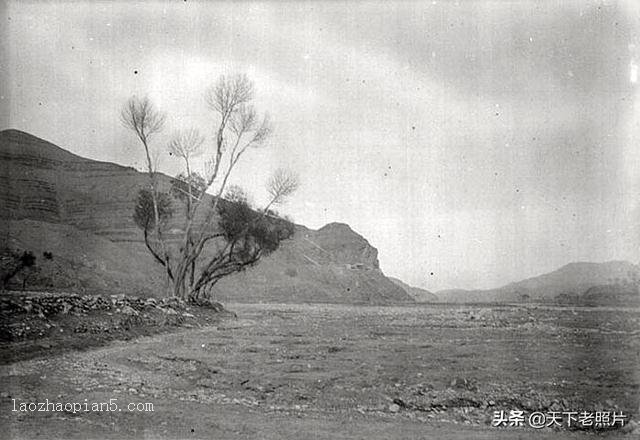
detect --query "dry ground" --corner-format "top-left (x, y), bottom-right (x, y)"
top-left (1, 302), bottom-right (638, 439)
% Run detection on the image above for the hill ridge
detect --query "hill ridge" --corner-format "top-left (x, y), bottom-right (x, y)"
top-left (0, 129), bottom-right (136, 172)
top-left (436, 260), bottom-right (639, 305)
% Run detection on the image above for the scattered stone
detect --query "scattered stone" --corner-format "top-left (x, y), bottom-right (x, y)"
top-left (389, 403), bottom-right (401, 413)
top-left (120, 305), bottom-right (138, 316)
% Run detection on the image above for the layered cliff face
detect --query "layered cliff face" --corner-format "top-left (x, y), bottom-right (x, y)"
top-left (0, 129), bottom-right (412, 304)
top-left (0, 129), bottom-right (151, 240)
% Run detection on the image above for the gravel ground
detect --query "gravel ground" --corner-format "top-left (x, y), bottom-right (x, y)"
top-left (0, 300), bottom-right (638, 439)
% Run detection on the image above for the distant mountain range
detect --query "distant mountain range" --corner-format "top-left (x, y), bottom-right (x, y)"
top-left (0, 129), bottom-right (412, 304)
top-left (436, 261), bottom-right (639, 305)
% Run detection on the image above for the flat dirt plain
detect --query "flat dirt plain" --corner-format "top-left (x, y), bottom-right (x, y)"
top-left (1, 302), bottom-right (638, 439)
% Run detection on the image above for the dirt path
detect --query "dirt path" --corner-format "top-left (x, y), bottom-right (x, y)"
top-left (1, 303), bottom-right (636, 439)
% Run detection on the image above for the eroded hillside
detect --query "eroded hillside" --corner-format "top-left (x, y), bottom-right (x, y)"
top-left (0, 129), bottom-right (411, 304)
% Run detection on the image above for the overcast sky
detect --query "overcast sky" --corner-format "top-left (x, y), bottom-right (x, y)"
top-left (2, 1), bottom-right (639, 291)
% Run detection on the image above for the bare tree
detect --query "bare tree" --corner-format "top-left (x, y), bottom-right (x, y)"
top-left (123, 75), bottom-right (298, 302)
top-left (266, 168), bottom-right (300, 211)
top-left (168, 128), bottom-right (204, 175)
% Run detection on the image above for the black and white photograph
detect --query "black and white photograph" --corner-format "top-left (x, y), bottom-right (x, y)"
top-left (0, 0), bottom-right (639, 438)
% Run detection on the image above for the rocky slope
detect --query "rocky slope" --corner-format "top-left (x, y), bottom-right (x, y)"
top-left (437, 261), bottom-right (640, 305)
top-left (388, 277), bottom-right (438, 302)
top-left (0, 129), bottom-right (411, 304)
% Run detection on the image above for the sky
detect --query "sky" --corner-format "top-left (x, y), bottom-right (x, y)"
top-left (1, 0), bottom-right (639, 291)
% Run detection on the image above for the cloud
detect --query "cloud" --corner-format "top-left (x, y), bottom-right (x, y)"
top-left (4, 0), bottom-right (639, 291)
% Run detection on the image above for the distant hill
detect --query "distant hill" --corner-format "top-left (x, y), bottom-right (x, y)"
top-left (0, 129), bottom-right (412, 304)
top-left (436, 261), bottom-right (640, 305)
top-left (388, 277), bottom-right (438, 302)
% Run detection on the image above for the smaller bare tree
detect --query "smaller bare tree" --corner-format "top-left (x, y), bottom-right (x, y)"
top-left (168, 128), bottom-right (205, 211)
top-left (266, 168), bottom-right (300, 212)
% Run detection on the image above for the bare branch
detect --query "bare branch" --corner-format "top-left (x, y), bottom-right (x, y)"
top-left (120, 96), bottom-right (166, 143)
top-left (229, 113), bottom-right (272, 168)
top-left (168, 128), bottom-right (205, 163)
top-left (143, 228), bottom-right (173, 280)
top-left (266, 168), bottom-right (300, 208)
top-left (251, 114), bottom-right (272, 146)
top-left (229, 104), bottom-right (257, 136)
top-left (205, 74), bottom-right (254, 118)
top-left (150, 149), bottom-right (163, 174)
top-left (203, 156), bottom-right (218, 182)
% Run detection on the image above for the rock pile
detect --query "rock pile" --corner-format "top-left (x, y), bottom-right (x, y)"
top-left (0, 292), bottom-right (227, 343)
top-left (0, 292), bottom-right (224, 317)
